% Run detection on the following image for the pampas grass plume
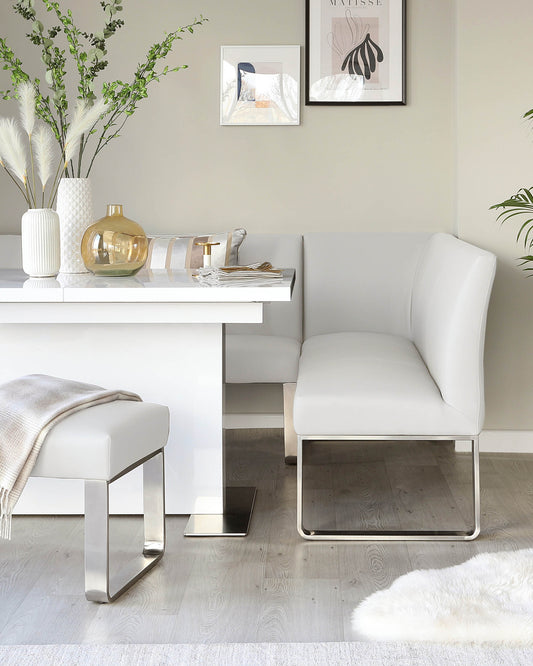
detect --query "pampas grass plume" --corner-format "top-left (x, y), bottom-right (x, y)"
top-left (0, 118), bottom-right (28, 184)
top-left (33, 124), bottom-right (54, 192)
top-left (64, 98), bottom-right (107, 165)
top-left (18, 81), bottom-right (36, 137)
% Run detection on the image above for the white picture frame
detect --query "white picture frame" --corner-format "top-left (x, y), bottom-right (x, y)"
top-left (220, 45), bottom-right (301, 126)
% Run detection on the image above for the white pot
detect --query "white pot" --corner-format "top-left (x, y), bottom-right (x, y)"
top-left (56, 177), bottom-right (94, 273)
top-left (21, 208), bottom-right (61, 278)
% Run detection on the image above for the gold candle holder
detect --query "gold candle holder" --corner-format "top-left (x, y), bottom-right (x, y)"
top-left (195, 241), bottom-right (221, 267)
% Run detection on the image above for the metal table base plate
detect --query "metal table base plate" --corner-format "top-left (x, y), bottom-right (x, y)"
top-left (184, 486), bottom-right (257, 536)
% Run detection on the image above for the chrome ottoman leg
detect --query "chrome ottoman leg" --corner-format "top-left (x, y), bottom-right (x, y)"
top-left (84, 449), bottom-right (165, 602)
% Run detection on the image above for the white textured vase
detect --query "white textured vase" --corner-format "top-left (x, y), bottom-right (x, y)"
top-left (21, 208), bottom-right (61, 278)
top-left (56, 177), bottom-right (94, 273)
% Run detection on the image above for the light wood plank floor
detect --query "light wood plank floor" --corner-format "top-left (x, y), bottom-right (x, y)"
top-left (1, 429), bottom-right (533, 645)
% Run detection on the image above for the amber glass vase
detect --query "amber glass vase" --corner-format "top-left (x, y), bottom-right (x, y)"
top-left (81, 204), bottom-right (148, 276)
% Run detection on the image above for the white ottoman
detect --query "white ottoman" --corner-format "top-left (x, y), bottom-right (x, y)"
top-left (30, 400), bottom-right (169, 602)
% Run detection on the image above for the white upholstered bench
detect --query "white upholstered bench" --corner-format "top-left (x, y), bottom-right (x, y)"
top-left (293, 232), bottom-right (496, 541)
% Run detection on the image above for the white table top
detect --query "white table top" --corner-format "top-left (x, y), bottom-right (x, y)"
top-left (0, 268), bottom-right (295, 303)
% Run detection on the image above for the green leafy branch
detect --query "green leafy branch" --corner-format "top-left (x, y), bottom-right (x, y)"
top-left (40, 0), bottom-right (126, 175)
top-left (88, 19), bottom-right (204, 176)
top-left (42, 0), bottom-right (125, 106)
top-left (0, 1), bottom-right (207, 179)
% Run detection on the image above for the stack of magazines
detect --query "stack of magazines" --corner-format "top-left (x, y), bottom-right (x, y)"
top-left (195, 262), bottom-right (283, 286)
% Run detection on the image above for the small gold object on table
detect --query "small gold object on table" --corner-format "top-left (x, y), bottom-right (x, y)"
top-left (195, 241), bottom-right (221, 267)
top-left (218, 262), bottom-right (281, 274)
top-left (81, 204), bottom-right (148, 276)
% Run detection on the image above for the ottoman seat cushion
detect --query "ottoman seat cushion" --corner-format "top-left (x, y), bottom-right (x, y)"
top-left (31, 401), bottom-right (169, 481)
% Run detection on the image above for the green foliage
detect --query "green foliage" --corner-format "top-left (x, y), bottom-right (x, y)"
top-left (0, 0), bottom-right (207, 177)
top-left (490, 105), bottom-right (533, 273)
top-left (491, 188), bottom-right (533, 272)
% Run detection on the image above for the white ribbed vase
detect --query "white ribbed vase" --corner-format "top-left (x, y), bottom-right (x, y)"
top-left (56, 177), bottom-right (94, 273)
top-left (21, 208), bottom-right (61, 278)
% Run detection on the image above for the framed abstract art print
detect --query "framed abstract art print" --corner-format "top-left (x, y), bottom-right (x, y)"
top-left (220, 45), bottom-right (301, 125)
top-left (305, 0), bottom-right (406, 105)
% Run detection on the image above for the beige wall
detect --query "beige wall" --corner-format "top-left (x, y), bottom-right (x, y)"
top-left (1, 0), bottom-right (531, 429)
top-left (456, 0), bottom-right (533, 428)
top-left (0, 0), bottom-right (454, 234)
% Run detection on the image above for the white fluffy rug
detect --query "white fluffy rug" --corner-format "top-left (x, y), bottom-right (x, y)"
top-left (352, 548), bottom-right (533, 645)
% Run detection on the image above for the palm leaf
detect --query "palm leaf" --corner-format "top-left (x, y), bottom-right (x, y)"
top-left (516, 216), bottom-right (533, 246)
top-left (490, 187), bottom-right (533, 273)
top-left (518, 255), bottom-right (533, 275)
top-left (492, 187), bottom-right (533, 248)
top-left (523, 224), bottom-right (533, 250)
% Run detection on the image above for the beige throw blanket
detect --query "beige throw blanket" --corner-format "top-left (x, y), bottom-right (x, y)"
top-left (0, 374), bottom-right (141, 539)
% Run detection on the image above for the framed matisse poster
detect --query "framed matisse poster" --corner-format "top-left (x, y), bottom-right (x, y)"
top-left (220, 45), bottom-right (300, 125)
top-left (305, 0), bottom-right (406, 105)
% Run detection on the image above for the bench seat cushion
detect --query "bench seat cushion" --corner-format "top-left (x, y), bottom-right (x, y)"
top-left (31, 401), bottom-right (169, 481)
top-left (293, 332), bottom-right (477, 437)
top-left (225, 334), bottom-right (300, 383)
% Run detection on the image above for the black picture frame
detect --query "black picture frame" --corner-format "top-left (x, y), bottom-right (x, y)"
top-left (305, 0), bottom-right (406, 106)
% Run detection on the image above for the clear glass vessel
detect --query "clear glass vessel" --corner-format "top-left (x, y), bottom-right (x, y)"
top-left (81, 204), bottom-right (148, 276)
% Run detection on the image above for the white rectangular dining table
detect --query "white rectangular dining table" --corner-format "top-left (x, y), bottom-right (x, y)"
top-left (0, 268), bottom-right (294, 536)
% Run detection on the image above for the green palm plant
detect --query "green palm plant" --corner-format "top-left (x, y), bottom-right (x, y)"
top-left (491, 186), bottom-right (533, 273)
top-left (490, 108), bottom-right (533, 274)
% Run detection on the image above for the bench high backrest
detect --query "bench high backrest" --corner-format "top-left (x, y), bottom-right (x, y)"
top-left (303, 232), bottom-right (430, 339)
top-left (411, 233), bottom-right (496, 431)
